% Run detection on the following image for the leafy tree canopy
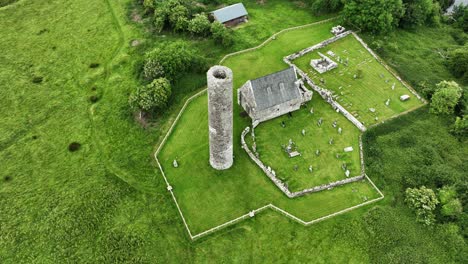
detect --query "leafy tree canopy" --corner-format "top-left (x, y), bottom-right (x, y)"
top-left (144, 41), bottom-right (204, 80)
top-left (129, 78), bottom-right (172, 115)
top-left (430, 80), bottom-right (463, 115)
top-left (342, 0), bottom-right (404, 34)
top-left (405, 186), bottom-right (440, 225)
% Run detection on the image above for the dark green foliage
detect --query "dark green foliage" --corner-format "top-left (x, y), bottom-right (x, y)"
top-left (68, 142), bottom-right (82, 152)
top-left (308, 0), bottom-right (343, 14)
top-left (129, 78), bottom-right (172, 115)
top-left (32, 76), bottom-right (43, 84)
top-left (452, 4), bottom-right (468, 32)
top-left (153, 0), bottom-right (189, 32)
top-left (447, 47), bottom-right (468, 82)
top-left (342, 0), bottom-right (404, 33)
top-left (188, 13), bottom-right (211, 36)
top-left (430, 80), bottom-right (462, 115)
top-left (401, 0), bottom-right (435, 27)
top-left (143, 41), bottom-right (205, 80)
top-left (210, 21), bottom-right (234, 46)
top-left (405, 186), bottom-right (439, 225)
top-left (0, 0), bottom-right (17, 7)
top-left (89, 63), bottom-right (100, 68)
top-left (89, 95), bottom-right (99, 103)
top-left (452, 114), bottom-right (468, 137)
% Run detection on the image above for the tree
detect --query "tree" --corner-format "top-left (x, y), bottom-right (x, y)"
top-left (129, 78), bottom-right (172, 119)
top-left (309, 0), bottom-right (343, 14)
top-left (452, 4), bottom-right (468, 32)
top-left (188, 13), bottom-right (211, 36)
top-left (153, 0), bottom-right (189, 32)
top-left (168, 1), bottom-right (189, 32)
top-left (210, 21), bottom-right (234, 46)
top-left (342, 0), bottom-right (404, 34)
top-left (144, 41), bottom-right (204, 80)
top-left (438, 186), bottom-right (463, 217)
top-left (405, 186), bottom-right (439, 225)
top-left (452, 115), bottom-right (468, 137)
top-left (400, 0), bottom-right (434, 27)
top-left (447, 48), bottom-right (468, 82)
top-left (430, 81), bottom-right (462, 115)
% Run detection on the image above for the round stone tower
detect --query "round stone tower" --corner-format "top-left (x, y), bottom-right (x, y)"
top-left (207, 65), bottom-right (233, 170)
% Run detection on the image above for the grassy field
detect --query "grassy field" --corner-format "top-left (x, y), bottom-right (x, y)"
top-left (159, 92), bottom-right (379, 234)
top-left (1, 0), bottom-right (466, 262)
top-left (254, 96), bottom-right (362, 192)
top-left (293, 34), bottom-right (423, 125)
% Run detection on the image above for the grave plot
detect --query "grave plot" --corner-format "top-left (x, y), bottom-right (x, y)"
top-left (293, 34), bottom-right (424, 126)
top-left (252, 95), bottom-right (362, 193)
top-left (158, 93), bottom-right (380, 235)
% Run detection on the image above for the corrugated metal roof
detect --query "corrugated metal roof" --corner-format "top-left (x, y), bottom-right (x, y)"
top-left (212, 3), bottom-right (248, 24)
top-left (250, 67), bottom-right (301, 111)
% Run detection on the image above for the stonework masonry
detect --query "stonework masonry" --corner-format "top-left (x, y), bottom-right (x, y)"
top-left (208, 66), bottom-right (234, 170)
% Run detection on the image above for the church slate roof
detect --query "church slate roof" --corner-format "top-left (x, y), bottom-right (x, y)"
top-left (212, 3), bottom-right (248, 24)
top-left (249, 67), bottom-right (301, 111)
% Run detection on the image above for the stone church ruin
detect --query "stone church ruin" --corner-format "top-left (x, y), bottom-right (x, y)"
top-left (237, 67), bottom-right (313, 123)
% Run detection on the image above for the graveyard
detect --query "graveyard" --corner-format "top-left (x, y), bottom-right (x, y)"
top-left (251, 96), bottom-right (362, 192)
top-left (293, 34), bottom-right (424, 126)
top-left (158, 93), bottom-right (380, 234)
top-left (158, 21), bottom-right (385, 235)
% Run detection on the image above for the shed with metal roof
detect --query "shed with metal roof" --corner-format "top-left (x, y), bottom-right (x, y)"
top-left (211, 3), bottom-right (248, 27)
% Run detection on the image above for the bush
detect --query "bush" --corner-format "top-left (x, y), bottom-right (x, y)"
top-left (211, 21), bottom-right (234, 46)
top-left (32, 76), bottom-right (43, 84)
top-left (342, 0), bottom-right (404, 34)
top-left (405, 186), bottom-right (439, 225)
top-left (188, 13), bottom-right (211, 36)
top-left (143, 41), bottom-right (205, 80)
top-left (430, 80), bottom-right (463, 115)
top-left (129, 77), bottom-right (172, 118)
top-left (68, 142), bottom-right (82, 152)
top-left (446, 48), bottom-right (468, 81)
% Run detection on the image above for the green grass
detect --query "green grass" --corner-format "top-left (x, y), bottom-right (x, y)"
top-left (254, 96), bottom-right (362, 192)
top-left (158, 21), bottom-right (381, 233)
top-left (159, 92), bottom-right (379, 234)
top-left (293, 34), bottom-right (424, 125)
top-left (1, 0), bottom-right (466, 262)
top-left (362, 25), bottom-right (467, 89)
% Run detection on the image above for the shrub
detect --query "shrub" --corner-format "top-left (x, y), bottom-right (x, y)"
top-left (89, 63), bottom-right (100, 68)
top-left (89, 95), bottom-right (99, 103)
top-left (129, 78), bottom-right (172, 118)
top-left (405, 186), bottom-right (439, 225)
top-left (188, 13), bottom-right (211, 36)
top-left (32, 76), bottom-right (43, 84)
top-left (430, 81), bottom-right (462, 115)
top-left (143, 41), bottom-right (205, 80)
top-left (3, 175), bottom-right (12, 182)
top-left (68, 142), bottom-right (82, 152)
top-left (342, 0), bottom-right (404, 34)
top-left (211, 21), bottom-right (234, 46)
top-left (446, 48), bottom-right (468, 81)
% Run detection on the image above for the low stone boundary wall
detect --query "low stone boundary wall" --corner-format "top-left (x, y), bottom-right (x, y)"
top-left (283, 31), bottom-right (367, 132)
top-left (219, 17), bottom-right (339, 64)
top-left (285, 31), bottom-right (352, 61)
top-left (241, 127), bottom-right (365, 198)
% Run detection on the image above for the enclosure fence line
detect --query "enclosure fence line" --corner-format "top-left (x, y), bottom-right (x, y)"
top-left (154, 18), bottom-right (391, 241)
top-left (218, 17), bottom-right (339, 64)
